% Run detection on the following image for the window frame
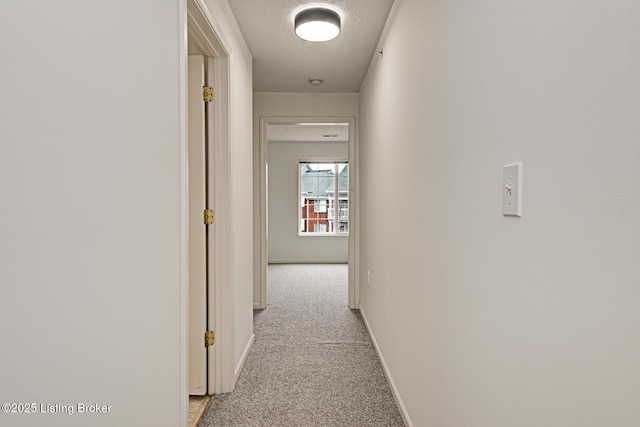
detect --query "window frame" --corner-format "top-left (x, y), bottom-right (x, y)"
top-left (298, 160), bottom-right (349, 237)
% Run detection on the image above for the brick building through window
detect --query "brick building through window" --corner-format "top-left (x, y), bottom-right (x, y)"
top-left (299, 162), bottom-right (348, 235)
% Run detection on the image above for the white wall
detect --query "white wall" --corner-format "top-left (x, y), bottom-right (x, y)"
top-left (359, 0), bottom-right (640, 426)
top-left (253, 92), bottom-right (358, 304)
top-left (0, 1), bottom-right (184, 426)
top-left (268, 140), bottom-right (348, 263)
top-left (0, 0), bottom-right (254, 424)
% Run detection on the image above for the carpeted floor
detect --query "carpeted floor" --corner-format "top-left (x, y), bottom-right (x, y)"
top-left (197, 264), bottom-right (405, 427)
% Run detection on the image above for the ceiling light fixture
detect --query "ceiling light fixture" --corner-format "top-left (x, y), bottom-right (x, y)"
top-left (295, 7), bottom-right (341, 42)
top-left (308, 77), bottom-right (324, 86)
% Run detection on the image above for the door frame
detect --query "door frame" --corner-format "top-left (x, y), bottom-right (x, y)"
top-left (187, 54), bottom-right (208, 396)
top-left (258, 116), bottom-right (358, 309)
top-left (183, 0), bottom-right (234, 400)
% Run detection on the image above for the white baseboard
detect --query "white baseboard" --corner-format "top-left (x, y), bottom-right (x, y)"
top-left (234, 333), bottom-right (255, 382)
top-left (360, 306), bottom-right (414, 427)
top-left (253, 302), bottom-right (262, 309)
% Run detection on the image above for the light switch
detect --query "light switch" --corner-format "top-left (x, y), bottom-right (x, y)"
top-left (503, 162), bottom-right (522, 217)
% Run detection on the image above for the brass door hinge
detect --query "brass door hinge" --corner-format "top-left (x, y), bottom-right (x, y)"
top-left (202, 86), bottom-right (213, 103)
top-left (205, 331), bottom-right (215, 347)
top-left (204, 209), bottom-right (215, 225)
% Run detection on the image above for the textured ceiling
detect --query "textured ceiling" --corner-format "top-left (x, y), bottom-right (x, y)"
top-left (227, 0), bottom-right (394, 92)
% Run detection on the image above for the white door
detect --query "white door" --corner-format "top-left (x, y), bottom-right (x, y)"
top-left (188, 55), bottom-right (212, 395)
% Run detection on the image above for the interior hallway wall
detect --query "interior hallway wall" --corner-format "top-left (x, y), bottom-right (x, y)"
top-left (0, 0), bottom-right (255, 424)
top-left (0, 1), bottom-right (184, 425)
top-left (253, 92), bottom-right (359, 305)
top-left (268, 140), bottom-right (348, 263)
top-left (358, 0), bottom-right (640, 426)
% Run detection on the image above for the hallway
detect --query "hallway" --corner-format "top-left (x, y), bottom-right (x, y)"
top-left (198, 264), bottom-right (404, 426)
top-left (4, 1), bottom-right (640, 426)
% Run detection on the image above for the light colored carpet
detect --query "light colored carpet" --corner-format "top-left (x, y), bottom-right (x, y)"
top-left (197, 264), bottom-right (405, 427)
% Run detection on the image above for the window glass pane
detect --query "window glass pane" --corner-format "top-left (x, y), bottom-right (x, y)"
top-left (314, 199), bottom-right (326, 213)
top-left (299, 161), bottom-right (348, 235)
top-left (314, 223), bottom-right (327, 232)
top-left (337, 162), bottom-right (349, 234)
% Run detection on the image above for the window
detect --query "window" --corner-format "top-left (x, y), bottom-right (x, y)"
top-left (299, 162), bottom-right (348, 235)
top-left (314, 223), bottom-right (327, 233)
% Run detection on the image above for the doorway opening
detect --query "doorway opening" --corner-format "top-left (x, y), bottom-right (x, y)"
top-left (258, 117), bottom-right (357, 310)
top-left (185, 0), bottom-right (234, 413)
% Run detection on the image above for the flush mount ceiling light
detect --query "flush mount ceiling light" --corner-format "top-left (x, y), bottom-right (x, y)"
top-left (294, 7), bottom-right (341, 42)
top-left (308, 77), bottom-right (324, 86)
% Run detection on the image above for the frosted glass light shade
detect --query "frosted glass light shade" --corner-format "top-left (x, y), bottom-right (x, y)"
top-left (295, 8), bottom-right (341, 42)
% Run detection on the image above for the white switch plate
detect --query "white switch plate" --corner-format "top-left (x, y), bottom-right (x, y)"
top-left (503, 162), bottom-right (522, 216)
